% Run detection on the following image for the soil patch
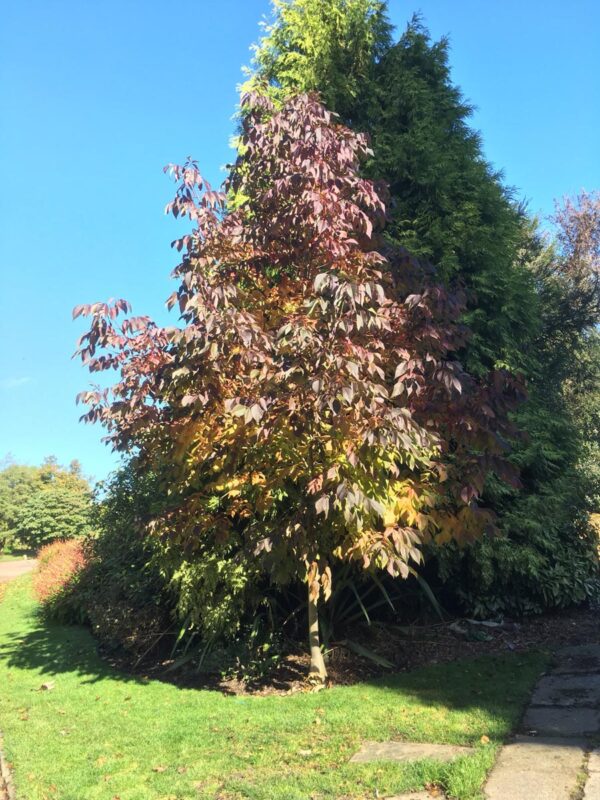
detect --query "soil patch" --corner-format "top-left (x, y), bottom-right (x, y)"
top-left (100, 604), bottom-right (600, 696)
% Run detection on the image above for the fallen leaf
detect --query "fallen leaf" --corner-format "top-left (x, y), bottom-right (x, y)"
top-left (152, 765), bottom-right (168, 773)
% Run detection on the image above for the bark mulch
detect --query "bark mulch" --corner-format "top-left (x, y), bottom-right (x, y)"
top-left (126, 605), bottom-right (600, 696)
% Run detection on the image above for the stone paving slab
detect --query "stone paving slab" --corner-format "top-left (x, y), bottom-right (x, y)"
top-left (584, 772), bottom-right (600, 800)
top-left (385, 794), bottom-right (444, 800)
top-left (522, 706), bottom-right (600, 737)
top-left (553, 645), bottom-right (600, 675)
top-left (586, 749), bottom-right (600, 798)
top-left (0, 731), bottom-right (15, 800)
top-left (350, 741), bottom-right (472, 764)
top-left (484, 736), bottom-right (586, 800)
top-left (531, 674), bottom-right (600, 707)
top-left (589, 749), bottom-right (600, 773)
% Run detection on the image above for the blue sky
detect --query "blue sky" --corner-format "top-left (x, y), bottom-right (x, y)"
top-left (1, 0), bottom-right (599, 484)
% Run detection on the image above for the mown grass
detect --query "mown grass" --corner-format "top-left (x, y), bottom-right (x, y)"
top-left (0, 579), bottom-right (547, 800)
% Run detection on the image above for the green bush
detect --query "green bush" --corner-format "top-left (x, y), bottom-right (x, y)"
top-left (59, 464), bottom-right (173, 655)
top-left (57, 463), bottom-right (278, 675)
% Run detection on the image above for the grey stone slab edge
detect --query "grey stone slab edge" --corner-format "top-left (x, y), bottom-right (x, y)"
top-left (0, 731), bottom-right (16, 800)
top-left (350, 740), bottom-right (472, 764)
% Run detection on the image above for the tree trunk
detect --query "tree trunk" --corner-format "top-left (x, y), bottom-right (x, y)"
top-left (307, 584), bottom-right (327, 682)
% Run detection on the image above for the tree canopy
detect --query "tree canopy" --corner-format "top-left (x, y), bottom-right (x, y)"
top-left (0, 458), bottom-right (93, 551)
top-left (75, 92), bottom-right (522, 677)
top-left (69, 1), bottom-right (600, 681)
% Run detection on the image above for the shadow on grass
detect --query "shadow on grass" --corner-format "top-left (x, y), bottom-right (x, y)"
top-left (0, 607), bottom-right (144, 687)
top-left (3, 611), bottom-right (584, 763)
top-left (0, 585), bottom-right (549, 724)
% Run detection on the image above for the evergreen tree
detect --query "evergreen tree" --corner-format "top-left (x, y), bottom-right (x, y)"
top-left (251, 0), bottom-right (391, 122)
top-left (252, 10), bottom-right (537, 375)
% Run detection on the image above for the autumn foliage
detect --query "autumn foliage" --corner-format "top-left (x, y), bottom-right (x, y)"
top-left (33, 539), bottom-right (86, 604)
top-left (75, 92), bottom-right (523, 677)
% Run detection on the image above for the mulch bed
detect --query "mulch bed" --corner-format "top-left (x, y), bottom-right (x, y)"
top-left (107, 605), bottom-right (600, 696)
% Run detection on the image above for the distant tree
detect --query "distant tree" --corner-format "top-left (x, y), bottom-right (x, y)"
top-left (0, 460), bottom-right (93, 551)
top-left (537, 191), bottom-right (600, 335)
top-left (75, 92), bottom-right (521, 678)
top-left (0, 465), bottom-right (42, 550)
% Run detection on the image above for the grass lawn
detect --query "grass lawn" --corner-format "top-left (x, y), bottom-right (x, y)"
top-left (0, 579), bottom-right (547, 800)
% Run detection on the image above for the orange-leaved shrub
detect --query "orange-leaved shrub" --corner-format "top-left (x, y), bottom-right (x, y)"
top-left (33, 539), bottom-right (86, 605)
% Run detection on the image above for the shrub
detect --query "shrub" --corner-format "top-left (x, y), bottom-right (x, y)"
top-left (33, 539), bottom-right (86, 609)
top-left (59, 464), bottom-right (175, 656)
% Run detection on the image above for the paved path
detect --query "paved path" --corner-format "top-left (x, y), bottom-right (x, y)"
top-left (353, 645), bottom-right (600, 800)
top-left (0, 559), bottom-right (37, 583)
top-left (485, 644), bottom-right (600, 800)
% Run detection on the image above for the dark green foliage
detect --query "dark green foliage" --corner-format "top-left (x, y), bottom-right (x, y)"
top-left (566, 331), bottom-right (600, 509)
top-left (436, 222), bottom-right (600, 615)
top-left (436, 406), bottom-right (599, 616)
top-left (365, 22), bottom-right (538, 377)
top-left (60, 463), bottom-right (173, 653)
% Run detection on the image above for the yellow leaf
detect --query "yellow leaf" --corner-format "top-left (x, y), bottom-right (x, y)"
top-left (382, 506), bottom-right (396, 526)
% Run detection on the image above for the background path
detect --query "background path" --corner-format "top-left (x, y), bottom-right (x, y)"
top-left (0, 561), bottom-right (37, 583)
